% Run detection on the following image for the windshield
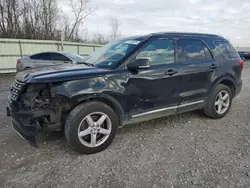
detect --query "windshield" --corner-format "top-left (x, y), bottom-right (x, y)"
top-left (84, 39), bottom-right (141, 68)
top-left (65, 53), bottom-right (85, 61)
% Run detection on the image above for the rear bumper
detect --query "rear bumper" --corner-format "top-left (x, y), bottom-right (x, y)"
top-left (16, 63), bottom-right (23, 72)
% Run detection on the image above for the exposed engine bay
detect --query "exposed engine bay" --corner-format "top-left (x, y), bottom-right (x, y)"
top-left (17, 83), bottom-right (70, 132)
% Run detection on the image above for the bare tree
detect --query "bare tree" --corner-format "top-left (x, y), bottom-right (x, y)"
top-left (109, 16), bottom-right (121, 41)
top-left (21, 0), bottom-right (59, 39)
top-left (0, 0), bottom-right (59, 39)
top-left (40, 0), bottom-right (59, 39)
top-left (0, 0), bottom-right (23, 38)
top-left (67, 0), bottom-right (94, 40)
top-left (91, 27), bottom-right (108, 44)
top-left (0, 0), bottom-right (95, 42)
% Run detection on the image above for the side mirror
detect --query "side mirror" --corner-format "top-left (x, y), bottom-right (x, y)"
top-left (127, 58), bottom-right (150, 70)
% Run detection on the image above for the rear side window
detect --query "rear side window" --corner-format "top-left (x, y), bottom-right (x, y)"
top-left (177, 39), bottom-right (212, 63)
top-left (30, 53), bottom-right (51, 60)
top-left (214, 40), bottom-right (239, 59)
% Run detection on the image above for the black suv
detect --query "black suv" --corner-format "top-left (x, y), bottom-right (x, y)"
top-left (7, 32), bottom-right (243, 154)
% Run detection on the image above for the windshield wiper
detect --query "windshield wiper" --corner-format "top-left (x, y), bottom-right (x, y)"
top-left (77, 61), bottom-right (95, 67)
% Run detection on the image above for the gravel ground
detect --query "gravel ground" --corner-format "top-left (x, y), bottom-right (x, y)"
top-left (0, 63), bottom-right (250, 188)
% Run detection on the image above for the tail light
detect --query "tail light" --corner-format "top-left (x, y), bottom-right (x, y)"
top-left (238, 59), bottom-right (244, 70)
top-left (17, 60), bottom-right (21, 64)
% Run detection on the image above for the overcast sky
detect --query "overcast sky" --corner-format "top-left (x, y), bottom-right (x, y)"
top-left (59, 0), bottom-right (250, 46)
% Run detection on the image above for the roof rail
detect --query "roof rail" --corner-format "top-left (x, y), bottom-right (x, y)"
top-left (151, 32), bottom-right (222, 38)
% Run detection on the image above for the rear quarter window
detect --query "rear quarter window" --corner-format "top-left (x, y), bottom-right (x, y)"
top-left (214, 40), bottom-right (239, 59)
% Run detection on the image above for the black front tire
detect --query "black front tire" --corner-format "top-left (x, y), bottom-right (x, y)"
top-left (65, 101), bottom-right (118, 154)
top-left (204, 84), bottom-right (233, 119)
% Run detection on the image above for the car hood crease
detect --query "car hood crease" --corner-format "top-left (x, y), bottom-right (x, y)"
top-left (16, 64), bottom-right (109, 83)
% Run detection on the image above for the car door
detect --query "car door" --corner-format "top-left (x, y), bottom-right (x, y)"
top-left (124, 38), bottom-right (182, 117)
top-left (176, 38), bottom-right (216, 108)
top-left (51, 53), bottom-right (72, 65)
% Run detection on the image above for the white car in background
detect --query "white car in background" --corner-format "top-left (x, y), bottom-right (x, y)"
top-left (16, 51), bottom-right (86, 72)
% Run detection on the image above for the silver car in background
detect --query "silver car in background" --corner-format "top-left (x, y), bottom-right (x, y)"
top-left (16, 51), bottom-right (86, 72)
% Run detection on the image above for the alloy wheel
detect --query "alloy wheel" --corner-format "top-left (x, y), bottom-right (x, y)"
top-left (214, 90), bottom-right (230, 114)
top-left (77, 112), bottom-right (112, 147)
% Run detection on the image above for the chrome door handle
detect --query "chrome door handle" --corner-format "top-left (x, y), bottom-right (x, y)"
top-left (210, 64), bottom-right (218, 69)
top-left (165, 69), bottom-right (177, 76)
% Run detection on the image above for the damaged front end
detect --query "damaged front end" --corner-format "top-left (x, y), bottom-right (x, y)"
top-left (7, 80), bottom-right (69, 146)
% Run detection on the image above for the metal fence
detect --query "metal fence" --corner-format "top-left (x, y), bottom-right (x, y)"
top-left (0, 38), bottom-right (102, 73)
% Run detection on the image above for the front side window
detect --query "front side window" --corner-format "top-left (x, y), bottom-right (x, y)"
top-left (136, 39), bottom-right (174, 65)
top-left (177, 39), bottom-right (207, 63)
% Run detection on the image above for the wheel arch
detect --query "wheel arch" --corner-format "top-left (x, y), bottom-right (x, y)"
top-left (75, 94), bottom-right (125, 126)
top-left (211, 76), bottom-right (236, 97)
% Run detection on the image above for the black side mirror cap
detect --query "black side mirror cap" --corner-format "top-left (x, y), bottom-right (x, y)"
top-left (127, 58), bottom-right (151, 70)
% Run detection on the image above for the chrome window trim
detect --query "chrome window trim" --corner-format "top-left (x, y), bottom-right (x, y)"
top-left (132, 100), bottom-right (204, 118)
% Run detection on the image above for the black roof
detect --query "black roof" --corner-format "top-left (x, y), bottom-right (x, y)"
top-left (121, 32), bottom-right (223, 41)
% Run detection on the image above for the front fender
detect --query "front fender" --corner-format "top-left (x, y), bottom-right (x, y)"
top-left (50, 77), bottom-right (126, 125)
top-left (76, 93), bottom-right (124, 116)
top-left (51, 77), bottom-right (107, 98)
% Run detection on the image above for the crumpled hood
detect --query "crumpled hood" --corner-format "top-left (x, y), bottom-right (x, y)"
top-left (16, 64), bottom-right (109, 83)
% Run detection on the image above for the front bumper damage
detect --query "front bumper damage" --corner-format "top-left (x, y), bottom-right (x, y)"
top-left (7, 104), bottom-right (38, 146)
top-left (7, 80), bottom-right (67, 147)
top-left (7, 99), bottom-right (63, 147)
